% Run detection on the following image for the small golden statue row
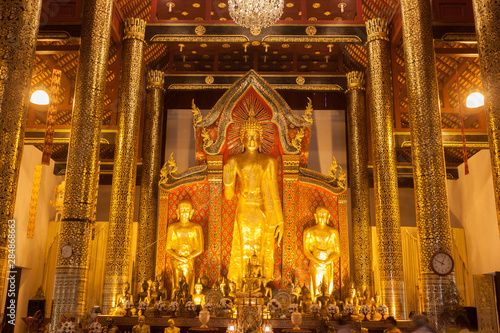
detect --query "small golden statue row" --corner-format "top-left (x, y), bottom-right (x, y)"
top-left (131, 316), bottom-right (179, 333)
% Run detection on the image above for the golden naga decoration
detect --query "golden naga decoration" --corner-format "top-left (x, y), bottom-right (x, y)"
top-left (303, 207), bottom-right (340, 299)
top-left (191, 99), bottom-right (203, 127)
top-left (302, 97), bottom-right (314, 125)
top-left (291, 127), bottom-right (305, 151)
top-left (328, 156), bottom-right (346, 190)
top-left (165, 200), bottom-right (204, 295)
top-left (201, 123), bottom-right (214, 149)
top-left (223, 108), bottom-right (284, 287)
top-left (160, 153), bottom-right (178, 182)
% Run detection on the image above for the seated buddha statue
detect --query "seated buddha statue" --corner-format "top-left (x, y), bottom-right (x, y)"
top-left (165, 200), bottom-right (204, 295)
top-left (299, 285), bottom-right (313, 314)
top-left (362, 289), bottom-right (373, 306)
top-left (242, 254), bottom-right (262, 295)
top-left (228, 281), bottom-right (237, 300)
top-left (200, 274), bottom-right (211, 294)
top-left (303, 207), bottom-right (340, 298)
top-left (164, 319), bottom-right (180, 333)
top-left (316, 281), bottom-right (330, 309)
top-left (371, 292), bottom-right (382, 320)
top-left (150, 281), bottom-right (162, 304)
top-left (260, 276), bottom-right (272, 303)
top-left (193, 281), bottom-right (205, 306)
top-left (344, 284), bottom-right (359, 308)
top-left (115, 282), bottom-right (133, 315)
top-left (137, 281), bottom-right (151, 304)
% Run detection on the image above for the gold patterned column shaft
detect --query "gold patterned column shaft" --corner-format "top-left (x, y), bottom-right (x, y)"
top-left (134, 70), bottom-right (164, 292)
top-left (103, 18), bottom-right (146, 314)
top-left (0, 0), bottom-right (42, 302)
top-left (399, 0), bottom-right (454, 324)
top-left (346, 72), bottom-right (373, 292)
top-left (51, 0), bottom-right (114, 328)
top-left (472, 0), bottom-right (500, 236)
top-left (366, 18), bottom-right (406, 319)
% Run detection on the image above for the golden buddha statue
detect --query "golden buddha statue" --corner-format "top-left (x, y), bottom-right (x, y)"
top-left (303, 207), bottom-right (340, 298)
top-left (115, 281), bottom-right (133, 315)
top-left (137, 281), bottom-right (151, 304)
top-left (105, 317), bottom-right (119, 333)
top-left (164, 319), bottom-right (180, 333)
top-left (228, 281), bottom-right (237, 299)
top-left (316, 281), bottom-right (330, 309)
top-left (242, 254), bottom-right (263, 295)
top-left (165, 200), bottom-right (204, 294)
top-left (223, 110), bottom-right (284, 287)
top-left (299, 285), bottom-right (313, 314)
top-left (344, 284), bottom-right (359, 307)
top-left (132, 315), bottom-right (150, 333)
top-left (193, 281), bottom-right (205, 306)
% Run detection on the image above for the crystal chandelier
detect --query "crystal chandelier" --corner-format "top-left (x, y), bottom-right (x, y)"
top-left (228, 0), bottom-right (284, 30)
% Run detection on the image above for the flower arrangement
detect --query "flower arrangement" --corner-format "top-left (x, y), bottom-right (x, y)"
top-left (154, 300), bottom-right (166, 311)
top-left (218, 298), bottom-right (234, 310)
top-left (169, 301), bottom-right (180, 312)
top-left (203, 302), bottom-right (215, 313)
top-left (359, 305), bottom-right (371, 315)
top-left (138, 301), bottom-right (148, 311)
top-left (185, 301), bottom-right (197, 312)
top-left (58, 321), bottom-right (76, 333)
top-left (344, 304), bottom-right (356, 315)
top-left (124, 300), bottom-right (134, 310)
top-left (267, 299), bottom-right (282, 312)
top-left (377, 304), bottom-right (389, 315)
top-left (327, 304), bottom-right (339, 315)
top-left (310, 303), bottom-right (321, 314)
top-left (288, 303), bottom-right (299, 314)
top-left (88, 322), bottom-right (102, 333)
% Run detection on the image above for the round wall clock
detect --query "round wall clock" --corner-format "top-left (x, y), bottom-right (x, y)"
top-left (61, 245), bottom-right (73, 258)
top-left (430, 251), bottom-right (454, 276)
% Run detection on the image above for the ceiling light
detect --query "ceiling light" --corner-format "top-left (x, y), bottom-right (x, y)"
top-left (228, 0), bottom-right (284, 30)
top-left (30, 89), bottom-right (49, 105)
top-left (466, 92), bottom-right (484, 108)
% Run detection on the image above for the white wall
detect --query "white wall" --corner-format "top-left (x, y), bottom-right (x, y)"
top-left (12, 146), bottom-right (64, 333)
top-left (447, 149), bottom-right (500, 304)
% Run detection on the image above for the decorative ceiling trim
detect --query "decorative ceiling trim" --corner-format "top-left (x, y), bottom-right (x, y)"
top-left (150, 35), bottom-right (249, 43)
top-left (167, 83), bottom-right (342, 91)
top-left (262, 35), bottom-right (362, 43)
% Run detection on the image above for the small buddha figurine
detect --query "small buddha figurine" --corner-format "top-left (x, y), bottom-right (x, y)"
top-left (180, 281), bottom-right (192, 307)
top-left (292, 283), bottom-right (302, 304)
top-left (286, 284), bottom-right (298, 304)
top-left (132, 315), bottom-right (150, 333)
top-left (220, 278), bottom-right (230, 296)
top-left (105, 317), bottom-right (119, 333)
top-left (150, 281), bottom-right (162, 304)
top-left (243, 255), bottom-right (262, 294)
top-left (137, 281), bottom-right (151, 304)
top-left (156, 274), bottom-right (168, 300)
top-left (316, 281), bottom-right (330, 309)
top-left (371, 292), bottom-right (382, 320)
top-left (344, 284), bottom-right (359, 307)
top-left (362, 289), bottom-right (373, 306)
top-left (172, 274), bottom-right (187, 301)
top-left (164, 319), bottom-right (180, 333)
top-left (299, 285), bottom-right (313, 314)
top-left (193, 281), bottom-right (205, 306)
top-left (260, 276), bottom-right (272, 303)
top-left (228, 281), bottom-right (237, 299)
top-left (200, 274), bottom-right (211, 294)
top-left (115, 282), bottom-right (133, 315)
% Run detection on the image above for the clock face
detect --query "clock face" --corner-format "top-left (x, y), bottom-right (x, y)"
top-left (61, 245), bottom-right (73, 258)
top-left (430, 252), bottom-right (454, 276)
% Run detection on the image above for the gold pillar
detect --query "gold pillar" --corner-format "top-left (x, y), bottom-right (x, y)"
top-left (366, 18), bottom-right (406, 319)
top-left (51, 0), bottom-right (114, 328)
top-left (103, 18), bottom-right (146, 314)
top-left (135, 70), bottom-right (164, 291)
top-left (346, 72), bottom-right (373, 292)
top-left (399, 0), bottom-right (454, 324)
top-left (0, 0), bottom-right (42, 301)
top-left (472, 0), bottom-right (500, 236)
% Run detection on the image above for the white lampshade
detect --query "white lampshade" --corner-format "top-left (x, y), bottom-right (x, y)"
top-left (466, 92), bottom-right (484, 108)
top-left (30, 89), bottom-right (49, 105)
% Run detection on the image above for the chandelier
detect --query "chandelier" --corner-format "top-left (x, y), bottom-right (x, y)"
top-left (228, 0), bottom-right (284, 30)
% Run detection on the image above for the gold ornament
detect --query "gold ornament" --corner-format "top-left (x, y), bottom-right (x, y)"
top-left (305, 26), bottom-right (317, 36)
top-left (195, 25), bottom-right (206, 35)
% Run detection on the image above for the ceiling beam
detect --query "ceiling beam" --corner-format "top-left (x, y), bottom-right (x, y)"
top-left (435, 47), bottom-right (478, 57)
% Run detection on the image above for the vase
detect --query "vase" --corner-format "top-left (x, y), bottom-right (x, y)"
top-left (291, 311), bottom-right (302, 330)
top-left (199, 309), bottom-right (210, 328)
top-left (362, 313), bottom-right (369, 321)
top-left (380, 314), bottom-right (386, 320)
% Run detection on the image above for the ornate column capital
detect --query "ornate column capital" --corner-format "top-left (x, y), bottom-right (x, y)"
top-left (123, 17), bottom-right (146, 42)
top-left (346, 71), bottom-right (366, 91)
top-left (365, 18), bottom-right (389, 43)
top-left (147, 70), bottom-right (165, 91)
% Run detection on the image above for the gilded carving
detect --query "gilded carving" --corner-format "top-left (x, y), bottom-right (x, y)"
top-left (302, 97), bottom-right (314, 125)
top-left (0, 0), bottom-right (43, 303)
top-left (473, 275), bottom-right (499, 332)
top-left (472, 0), bottom-right (500, 236)
top-left (366, 18), bottom-right (406, 318)
top-left (328, 156), bottom-right (346, 190)
top-left (305, 26), bottom-right (317, 36)
top-left (291, 127), bottom-right (305, 151)
top-left (195, 25), bottom-right (206, 36)
top-left (262, 36), bottom-right (362, 43)
top-left (400, 0), bottom-right (454, 323)
top-left (103, 17), bottom-right (147, 314)
top-left (192, 99), bottom-right (203, 127)
top-left (346, 71), bottom-right (373, 292)
top-left (135, 70), bottom-right (165, 295)
top-left (51, 0), bottom-right (114, 325)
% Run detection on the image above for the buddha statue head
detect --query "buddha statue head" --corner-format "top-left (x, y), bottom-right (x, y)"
top-left (177, 200), bottom-right (194, 222)
top-left (195, 282), bottom-right (203, 295)
top-left (240, 108), bottom-right (263, 151)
